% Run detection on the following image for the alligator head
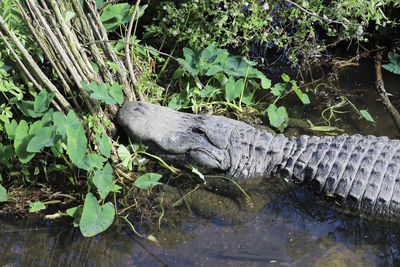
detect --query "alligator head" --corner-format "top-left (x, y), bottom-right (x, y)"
top-left (117, 101), bottom-right (249, 173)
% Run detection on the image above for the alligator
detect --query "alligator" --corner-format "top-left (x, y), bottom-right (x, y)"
top-left (118, 101), bottom-right (400, 217)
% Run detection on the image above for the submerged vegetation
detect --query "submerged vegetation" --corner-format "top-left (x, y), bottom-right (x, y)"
top-left (0, 0), bottom-right (399, 236)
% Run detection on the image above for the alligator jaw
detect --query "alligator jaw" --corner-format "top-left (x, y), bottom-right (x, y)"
top-left (117, 101), bottom-right (233, 172)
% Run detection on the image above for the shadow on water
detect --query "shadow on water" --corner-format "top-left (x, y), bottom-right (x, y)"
top-left (1, 60), bottom-right (400, 266)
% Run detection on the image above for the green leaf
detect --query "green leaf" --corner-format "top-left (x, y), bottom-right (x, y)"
top-left (189, 166), bottom-right (205, 183)
top-left (66, 206), bottom-right (83, 227)
top-left (173, 68), bottom-right (186, 79)
top-left (100, 3), bottom-right (131, 32)
top-left (81, 81), bottom-right (117, 105)
top-left (14, 120), bottom-right (35, 163)
top-left (108, 82), bottom-right (124, 104)
top-left (5, 119), bottom-right (18, 139)
top-left (63, 11), bottom-right (76, 23)
top-left (267, 104), bottom-right (288, 132)
top-left (96, 134), bottom-right (111, 158)
top-left (134, 173), bottom-right (162, 189)
top-left (34, 90), bottom-right (54, 113)
top-left (66, 124), bottom-right (87, 167)
top-left (0, 144), bottom-right (14, 164)
top-left (16, 100), bottom-right (44, 118)
top-left (53, 112), bottom-right (68, 141)
top-left (79, 153), bottom-right (107, 171)
top-left (29, 201), bottom-right (46, 213)
top-left (205, 64), bottom-right (223, 76)
top-left (360, 109), bottom-right (375, 122)
top-left (92, 163), bottom-right (121, 199)
top-left (0, 184), bottom-right (7, 202)
top-left (27, 126), bottom-right (59, 152)
top-left (260, 76), bottom-right (271, 89)
top-left (281, 73), bottom-right (290, 82)
top-left (270, 83), bottom-right (286, 96)
top-left (117, 144), bottom-right (132, 170)
top-left (225, 77), bottom-right (243, 101)
top-left (79, 193), bottom-right (115, 237)
top-left (382, 52), bottom-right (400, 74)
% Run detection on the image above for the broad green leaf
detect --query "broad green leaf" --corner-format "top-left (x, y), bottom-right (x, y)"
top-left (0, 144), bottom-right (14, 164)
top-left (40, 109), bottom-right (55, 127)
top-left (27, 126), bottom-right (59, 152)
top-left (29, 201), bottom-right (46, 212)
top-left (81, 81), bottom-right (116, 105)
top-left (173, 68), bottom-right (186, 79)
top-left (100, 3), bottom-right (131, 32)
top-left (360, 109), bottom-right (375, 122)
top-left (215, 73), bottom-right (228, 86)
top-left (66, 124), bottom-right (87, 167)
top-left (5, 119), bottom-right (18, 139)
top-left (79, 153), bottom-right (107, 171)
top-left (53, 112), bottom-right (68, 141)
top-left (117, 144), bottom-right (132, 170)
top-left (267, 104), bottom-right (288, 132)
top-left (382, 52), bottom-right (400, 74)
top-left (63, 11), bottom-right (76, 23)
top-left (92, 163), bottom-right (121, 199)
top-left (260, 76), bottom-right (271, 89)
top-left (34, 90), bottom-right (54, 113)
top-left (0, 184), bottom-right (7, 202)
top-left (14, 120), bottom-right (35, 163)
top-left (205, 65), bottom-right (223, 76)
top-left (241, 87), bottom-right (255, 105)
top-left (96, 134), bottom-right (111, 158)
top-left (108, 82), bottom-right (124, 104)
top-left (201, 42), bottom-right (218, 61)
top-left (16, 100), bottom-right (44, 118)
top-left (270, 83), bottom-right (286, 96)
top-left (134, 173), bottom-right (162, 189)
top-left (66, 206), bottom-right (83, 227)
top-left (225, 77), bottom-right (243, 101)
top-left (177, 58), bottom-right (199, 75)
top-left (66, 110), bottom-right (82, 130)
top-left (79, 193), bottom-right (115, 237)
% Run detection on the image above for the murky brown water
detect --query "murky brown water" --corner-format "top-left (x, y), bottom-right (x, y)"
top-left (1, 59), bottom-right (400, 266)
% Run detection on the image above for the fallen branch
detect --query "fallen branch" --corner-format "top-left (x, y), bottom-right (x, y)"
top-left (375, 51), bottom-right (400, 131)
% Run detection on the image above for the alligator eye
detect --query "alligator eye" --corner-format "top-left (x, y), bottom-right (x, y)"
top-left (192, 127), bottom-right (205, 135)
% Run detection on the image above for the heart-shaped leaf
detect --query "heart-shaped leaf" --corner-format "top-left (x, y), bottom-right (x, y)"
top-left (79, 193), bottom-right (115, 237)
top-left (134, 173), bottom-right (162, 189)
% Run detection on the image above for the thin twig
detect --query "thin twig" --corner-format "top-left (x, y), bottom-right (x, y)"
top-left (283, 0), bottom-right (361, 27)
top-left (125, 0), bottom-right (141, 101)
top-left (375, 51), bottom-right (400, 131)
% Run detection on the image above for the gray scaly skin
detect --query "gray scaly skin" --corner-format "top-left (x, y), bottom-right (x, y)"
top-left (118, 101), bottom-right (400, 217)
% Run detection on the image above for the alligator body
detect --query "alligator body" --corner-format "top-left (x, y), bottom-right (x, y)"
top-left (118, 101), bottom-right (400, 217)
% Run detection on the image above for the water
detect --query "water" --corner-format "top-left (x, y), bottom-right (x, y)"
top-left (1, 59), bottom-right (400, 266)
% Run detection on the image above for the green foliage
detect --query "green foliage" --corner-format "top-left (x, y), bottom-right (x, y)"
top-left (144, 0), bottom-right (399, 66)
top-left (0, 184), bottom-right (7, 202)
top-left (29, 201), bottom-right (46, 212)
top-left (100, 3), bottom-right (147, 32)
top-left (79, 193), bottom-right (115, 237)
top-left (360, 110), bottom-right (375, 123)
top-left (134, 173), bottom-right (162, 189)
top-left (382, 52), bottom-right (400, 75)
top-left (92, 163), bottom-right (121, 199)
top-left (266, 104), bottom-right (288, 133)
top-left (81, 81), bottom-right (124, 105)
top-left (170, 43), bottom-right (271, 111)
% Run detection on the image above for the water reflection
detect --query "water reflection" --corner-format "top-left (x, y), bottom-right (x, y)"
top-left (2, 179), bottom-right (400, 266)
